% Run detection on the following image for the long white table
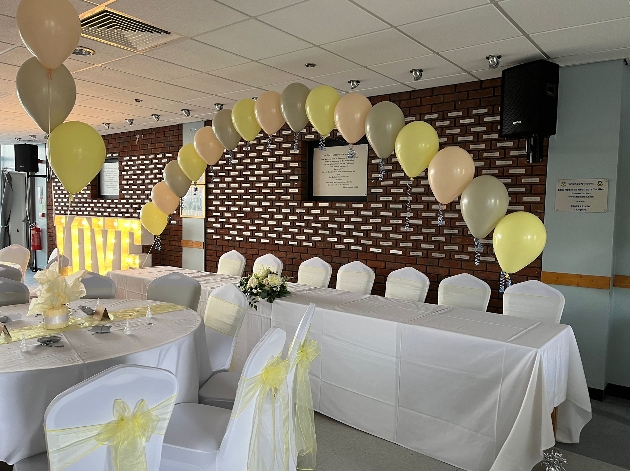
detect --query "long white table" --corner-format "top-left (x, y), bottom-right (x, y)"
top-left (108, 267), bottom-right (592, 471)
top-left (0, 299), bottom-right (210, 464)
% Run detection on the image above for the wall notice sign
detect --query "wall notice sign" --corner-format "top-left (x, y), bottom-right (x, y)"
top-left (555, 178), bottom-right (608, 212)
top-left (99, 160), bottom-right (119, 198)
top-left (312, 144), bottom-right (368, 198)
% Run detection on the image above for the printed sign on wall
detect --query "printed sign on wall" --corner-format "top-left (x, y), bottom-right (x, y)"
top-left (555, 178), bottom-right (608, 212)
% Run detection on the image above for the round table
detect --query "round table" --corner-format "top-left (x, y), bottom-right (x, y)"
top-left (0, 298), bottom-right (211, 464)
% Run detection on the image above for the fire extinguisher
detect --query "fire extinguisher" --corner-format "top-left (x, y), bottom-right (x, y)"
top-left (30, 224), bottom-right (42, 251)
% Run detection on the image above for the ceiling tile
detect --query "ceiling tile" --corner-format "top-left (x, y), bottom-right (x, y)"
top-left (0, 78), bottom-right (15, 95)
top-left (532, 18), bottom-right (630, 58)
top-left (322, 29), bottom-right (430, 66)
top-left (74, 79), bottom-right (123, 98)
top-left (258, 0), bottom-right (388, 45)
top-left (211, 62), bottom-right (301, 87)
top-left (553, 48), bottom-right (630, 67)
top-left (132, 82), bottom-right (210, 102)
top-left (103, 54), bottom-right (199, 81)
top-left (90, 90), bottom-right (189, 113)
top-left (165, 73), bottom-right (250, 95)
top-left (0, 0), bottom-right (94, 17)
top-left (195, 19), bottom-right (310, 60)
top-left (442, 36), bottom-right (544, 73)
top-left (0, 13), bottom-right (20, 45)
top-left (311, 68), bottom-right (397, 92)
top-left (0, 46), bottom-right (32, 67)
top-left (351, 0), bottom-right (489, 27)
top-left (216, 88), bottom-right (265, 102)
top-left (405, 73), bottom-right (477, 90)
top-left (370, 55), bottom-right (462, 83)
top-left (180, 94), bottom-right (235, 108)
top-left (70, 37), bottom-right (135, 66)
top-left (145, 40), bottom-right (248, 73)
top-left (500, 0), bottom-right (630, 34)
top-left (0, 61), bottom-right (18, 81)
top-left (73, 66), bottom-right (161, 91)
top-left (216, 0), bottom-right (305, 16)
top-left (263, 78), bottom-right (322, 93)
top-left (261, 47), bottom-right (357, 77)
top-left (362, 83), bottom-right (413, 97)
top-left (469, 68), bottom-right (503, 80)
top-left (109, 0), bottom-right (247, 37)
top-left (400, 5), bottom-right (521, 52)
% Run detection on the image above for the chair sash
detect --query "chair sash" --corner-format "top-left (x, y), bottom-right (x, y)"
top-left (232, 355), bottom-right (290, 471)
top-left (337, 270), bottom-right (372, 294)
top-left (46, 395), bottom-right (176, 471)
top-left (297, 266), bottom-right (329, 288)
top-left (504, 292), bottom-right (564, 323)
top-left (385, 276), bottom-right (428, 302)
top-left (204, 295), bottom-right (247, 337)
top-left (439, 285), bottom-right (489, 311)
top-left (293, 339), bottom-right (320, 471)
top-left (218, 258), bottom-right (245, 277)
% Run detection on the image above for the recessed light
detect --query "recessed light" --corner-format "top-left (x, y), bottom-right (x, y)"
top-left (486, 55), bottom-right (501, 69)
top-left (305, 63), bottom-right (316, 68)
top-left (410, 69), bottom-right (423, 81)
top-left (348, 80), bottom-right (360, 90)
top-left (213, 104), bottom-right (223, 111)
top-left (181, 109), bottom-right (191, 117)
top-left (134, 98), bottom-right (143, 103)
top-left (72, 46), bottom-right (95, 56)
top-left (126, 119), bottom-right (134, 125)
top-left (103, 123), bottom-right (111, 129)
top-left (151, 114), bottom-right (160, 122)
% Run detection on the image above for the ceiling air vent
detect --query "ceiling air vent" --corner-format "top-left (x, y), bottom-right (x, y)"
top-left (80, 8), bottom-right (181, 52)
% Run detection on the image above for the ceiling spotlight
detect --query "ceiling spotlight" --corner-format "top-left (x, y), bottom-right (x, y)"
top-left (181, 109), bottom-right (191, 117)
top-left (151, 114), bottom-right (160, 122)
top-left (305, 63), bottom-right (316, 68)
top-left (134, 98), bottom-right (143, 103)
top-left (213, 103), bottom-right (223, 111)
top-left (252, 96), bottom-right (258, 101)
top-left (486, 54), bottom-right (501, 69)
top-left (410, 68), bottom-right (423, 81)
top-left (14, 137), bottom-right (21, 141)
top-left (44, 133), bottom-right (49, 140)
top-left (29, 134), bottom-right (36, 139)
top-left (126, 119), bottom-right (134, 125)
top-left (103, 123), bottom-right (110, 129)
top-left (72, 46), bottom-right (95, 56)
top-left (348, 80), bottom-right (360, 90)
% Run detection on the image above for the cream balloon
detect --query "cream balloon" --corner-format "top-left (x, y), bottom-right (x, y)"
top-left (151, 181), bottom-right (180, 215)
top-left (212, 109), bottom-right (241, 151)
top-left (194, 126), bottom-right (224, 165)
top-left (163, 161), bottom-right (191, 198)
top-left (460, 175), bottom-right (509, 239)
top-left (255, 91), bottom-right (285, 136)
top-left (16, 0), bottom-right (81, 70)
top-left (16, 57), bottom-right (76, 133)
top-left (334, 93), bottom-right (372, 145)
top-left (427, 147), bottom-right (475, 204)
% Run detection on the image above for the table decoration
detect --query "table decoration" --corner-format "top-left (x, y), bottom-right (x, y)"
top-left (238, 268), bottom-right (290, 309)
top-left (27, 262), bottom-right (86, 329)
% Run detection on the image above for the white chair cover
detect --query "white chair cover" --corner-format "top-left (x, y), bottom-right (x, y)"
top-left (147, 272), bottom-right (201, 311)
top-left (438, 273), bottom-right (491, 311)
top-left (48, 248), bottom-right (59, 264)
top-left (253, 253), bottom-right (283, 275)
top-left (46, 255), bottom-right (70, 270)
top-left (385, 267), bottom-right (430, 302)
top-left (0, 264), bottom-right (23, 283)
top-left (161, 328), bottom-right (287, 471)
top-left (0, 278), bottom-right (29, 306)
top-left (503, 280), bottom-right (565, 323)
top-left (0, 245), bottom-right (29, 281)
top-left (336, 261), bottom-right (375, 294)
top-left (81, 271), bottom-right (116, 299)
top-left (297, 257), bottom-right (332, 288)
top-left (217, 250), bottom-right (246, 277)
top-left (13, 365), bottom-right (178, 471)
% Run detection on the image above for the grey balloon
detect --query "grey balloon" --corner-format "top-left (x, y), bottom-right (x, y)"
top-left (281, 83), bottom-right (310, 133)
top-left (16, 57), bottom-right (76, 133)
top-left (212, 109), bottom-right (241, 151)
top-left (365, 101), bottom-right (405, 160)
top-left (163, 161), bottom-right (192, 198)
top-left (460, 175), bottom-right (509, 239)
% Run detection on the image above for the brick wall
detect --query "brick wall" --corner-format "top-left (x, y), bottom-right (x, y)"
top-left (47, 124), bottom-right (183, 267)
top-left (204, 78), bottom-right (546, 312)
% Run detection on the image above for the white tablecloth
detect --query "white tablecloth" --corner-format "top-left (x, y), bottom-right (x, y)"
top-left (0, 299), bottom-right (210, 464)
top-left (108, 268), bottom-right (591, 471)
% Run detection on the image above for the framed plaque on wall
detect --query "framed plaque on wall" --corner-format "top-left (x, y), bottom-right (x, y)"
top-left (307, 138), bottom-right (368, 202)
top-left (98, 158), bottom-right (120, 199)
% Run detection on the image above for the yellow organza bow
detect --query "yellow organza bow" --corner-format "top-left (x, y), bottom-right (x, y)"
top-left (232, 355), bottom-right (290, 471)
top-left (45, 395), bottom-right (176, 471)
top-left (293, 339), bottom-right (320, 471)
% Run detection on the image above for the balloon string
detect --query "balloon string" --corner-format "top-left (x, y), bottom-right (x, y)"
top-left (293, 132), bottom-right (299, 152)
top-left (499, 271), bottom-right (512, 294)
top-left (474, 238), bottom-right (482, 266)
top-left (318, 136), bottom-right (326, 151)
top-left (60, 194), bottom-right (74, 275)
top-left (209, 165), bottom-right (215, 184)
top-left (437, 204), bottom-right (445, 226)
top-left (378, 159), bottom-right (385, 181)
top-left (267, 135), bottom-right (272, 152)
top-left (347, 144), bottom-right (356, 159)
top-left (140, 239), bottom-right (155, 269)
top-left (403, 180), bottom-right (413, 232)
top-left (245, 141), bottom-right (250, 152)
top-left (228, 150), bottom-right (233, 166)
top-left (47, 70), bottom-right (51, 135)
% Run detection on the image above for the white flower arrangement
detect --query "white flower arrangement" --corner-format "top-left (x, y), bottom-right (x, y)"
top-left (238, 267), bottom-right (290, 309)
top-left (27, 262), bottom-right (87, 316)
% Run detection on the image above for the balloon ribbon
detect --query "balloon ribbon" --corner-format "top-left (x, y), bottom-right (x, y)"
top-left (474, 238), bottom-right (483, 266)
top-left (209, 166), bottom-right (215, 184)
top-left (378, 159), bottom-right (385, 181)
top-left (318, 136), bottom-right (326, 151)
top-left (402, 180), bottom-right (413, 232)
top-left (227, 150), bottom-right (234, 166)
top-left (437, 204), bottom-right (445, 226)
top-left (267, 135), bottom-right (272, 152)
top-left (499, 271), bottom-right (512, 293)
top-left (347, 144), bottom-right (356, 159)
top-left (293, 132), bottom-right (300, 152)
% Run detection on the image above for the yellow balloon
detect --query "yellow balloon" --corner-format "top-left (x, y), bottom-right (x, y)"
top-left (177, 143), bottom-right (206, 182)
top-left (394, 121), bottom-right (439, 179)
top-left (140, 201), bottom-right (168, 236)
top-left (231, 98), bottom-right (261, 142)
top-left (48, 121), bottom-right (106, 195)
top-left (305, 85), bottom-right (340, 137)
top-left (493, 212), bottom-right (547, 274)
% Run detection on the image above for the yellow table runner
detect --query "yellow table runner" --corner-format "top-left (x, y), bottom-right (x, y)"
top-left (0, 303), bottom-right (184, 345)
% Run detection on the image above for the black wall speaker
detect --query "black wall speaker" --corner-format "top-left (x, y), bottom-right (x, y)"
top-left (14, 144), bottom-right (39, 173)
top-left (500, 60), bottom-right (560, 139)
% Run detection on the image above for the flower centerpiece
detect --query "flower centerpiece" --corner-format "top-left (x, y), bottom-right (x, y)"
top-left (238, 267), bottom-right (290, 309)
top-left (27, 262), bottom-right (87, 329)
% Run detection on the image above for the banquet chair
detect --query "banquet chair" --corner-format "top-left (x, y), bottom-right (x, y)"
top-left (252, 253), bottom-right (283, 274)
top-left (385, 267), bottom-right (430, 302)
top-left (160, 328), bottom-right (287, 471)
top-left (13, 364), bottom-right (178, 471)
top-left (297, 257), bottom-right (332, 288)
top-left (0, 264), bottom-right (24, 282)
top-left (336, 261), bottom-right (375, 294)
top-left (0, 244), bottom-right (30, 281)
top-left (81, 271), bottom-right (116, 299)
top-left (217, 250), bottom-right (246, 277)
top-left (147, 272), bottom-right (201, 311)
top-left (0, 278), bottom-right (29, 306)
top-left (503, 280), bottom-right (565, 323)
top-left (46, 255), bottom-right (70, 270)
top-left (438, 273), bottom-right (491, 311)
top-left (199, 303), bottom-right (316, 410)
